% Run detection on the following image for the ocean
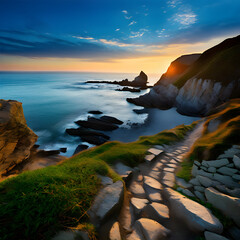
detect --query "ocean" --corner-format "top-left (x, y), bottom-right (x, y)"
top-left (0, 72), bottom-right (199, 156)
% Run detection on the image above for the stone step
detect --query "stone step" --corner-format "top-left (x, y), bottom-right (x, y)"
top-left (129, 181), bottom-right (146, 198)
top-left (143, 176), bottom-right (162, 190)
top-left (130, 198), bottom-right (149, 215)
top-left (148, 148), bottom-right (164, 156)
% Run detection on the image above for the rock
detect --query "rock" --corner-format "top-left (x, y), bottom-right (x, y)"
top-left (59, 148), bottom-right (67, 153)
top-left (133, 108), bottom-right (149, 114)
top-left (197, 175), bottom-right (214, 187)
top-left (66, 127), bottom-right (110, 139)
top-left (205, 187), bottom-right (240, 227)
top-left (163, 172), bottom-right (175, 183)
top-left (164, 188), bottom-right (223, 233)
top-left (130, 181), bottom-right (146, 198)
top-left (145, 154), bottom-right (155, 163)
top-left (147, 190), bottom-right (163, 203)
top-left (194, 161), bottom-right (201, 167)
top-left (0, 100), bottom-right (38, 176)
top-left (147, 148), bottom-right (163, 155)
top-left (89, 181), bottom-right (124, 225)
top-left (192, 164), bottom-right (199, 177)
top-left (194, 186), bottom-right (205, 193)
top-left (182, 189), bottom-right (195, 197)
top-left (73, 144), bottom-right (88, 155)
top-left (144, 176), bottom-right (162, 190)
top-left (75, 117), bottom-right (118, 131)
top-left (217, 167), bottom-right (238, 176)
top-left (109, 222), bottom-right (121, 240)
top-left (227, 226), bottom-right (240, 240)
top-left (98, 175), bottom-right (113, 186)
top-left (233, 155), bottom-right (240, 169)
top-left (198, 169), bottom-right (215, 178)
top-left (131, 197), bottom-right (148, 215)
top-left (134, 218), bottom-right (170, 240)
top-left (166, 163), bottom-right (177, 168)
top-left (153, 145), bottom-right (164, 150)
top-left (176, 177), bottom-right (192, 188)
top-left (213, 174), bottom-right (240, 188)
top-left (232, 174), bottom-right (240, 181)
top-left (164, 167), bottom-right (175, 173)
top-left (189, 178), bottom-right (201, 186)
top-left (81, 135), bottom-right (107, 145)
top-left (132, 71), bottom-right (148, 87)
top-left (88, 110), bottom-right (103, 114)
top-left (204, 231), bottom-right (229, 240)
top-left (116, 87), bottom-right (141, 92)
top-left (100, 116), bottom-right (123, 125)
top-left (202, 159), bottom-right (229, 168)
top-left (208, 167), bottom-right (217, 173)
top-left (143, 203), bottom-right (169, 222)
top-left (114, 162), bottom-right (133, 179)
top-left (194, 191), bottom-right (206, 202)
top-left (226, 163), bottom-right (234, 167)
top-left (148, 170), bottom-right (160, 180)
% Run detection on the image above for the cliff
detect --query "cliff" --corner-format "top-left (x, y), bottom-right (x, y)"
top-left (128, 35), bottom-right (240, 116)
top-left (0, 99), bottom-right (38, 177)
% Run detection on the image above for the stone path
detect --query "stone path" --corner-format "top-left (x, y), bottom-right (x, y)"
top-left (112, 122), bottom-right (209, 240)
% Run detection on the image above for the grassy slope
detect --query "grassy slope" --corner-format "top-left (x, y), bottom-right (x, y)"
top-left (176, 99), bottom-right (240, 181)
top-left (0, 124), bottom-right (193, 240)
top-left (174, 35), bottom-right (240, 88)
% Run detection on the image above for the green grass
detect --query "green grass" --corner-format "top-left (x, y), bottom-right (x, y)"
top-left (0, 123), bottom-right (194, 240)
top-left (176, 156), bottom-right (195, 181)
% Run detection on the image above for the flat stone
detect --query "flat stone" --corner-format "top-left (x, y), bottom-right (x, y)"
top-left (89, 181), bottom-right (124, 225)
top-left (163, 172), bottom-right (175, 182)
top-left (166, 163), bottom-right (177, 168)
top-left (194, 186), bottom-right (205, 193)
top-left (134, 218), bottom-right (170, 240)
top-left (194, 191), bottom-right (206, 202)
top-left (213, 174), bottom-right (240, 188)
top-left (131, 198), bottom-right (149, 215)
top-left (192, 164), bottom-right (199, 177)
top-left (145, 154), bottom-right (155, 162)
top-left (98, 175), bottom-right (113, 186)
top-left (182, 189), bottom-right (195, 197)
top-left (164, 167), bottom-right (175, 173)
top-left (126, 230), bottom-right (142, 240)
top-left (217, 167), bottom-right (238, 176)
top-left (162, 180), bottom-right (175, 187)
top-left (152, 162), bottom-right (163, 171)
top-left (198, 170), bottom-right (215, 179)
top-left (109, 222), bottom-right (121, 240)
top-left (130, 181), bottom-right (146, 198)
top-left (153, 145), bottom-right (164, 150)
top-left (164, 188), bottom-right (223, 233)
top-left (144, 176), bottom-right (162, 190)
top-left (176, 177), bottom-right (192, 188)
top-left (197, 175), bottom-right (213, 188)
top-left (143, 203), bottom-right (169, 222)
top-left (201, 166), bottom-right (208, 171)
top-left (148, 148), bottom-right (163, 156)
top-left (204, 231), bottom-right (229, 240)
top-left (148, 170), bottom-right (160, 180)
top-left (194, 161), bottom-right (201, 167)
top-left (205, 187), bottom-right (240, 227)
top-left (233, 155), bottom-right (240, 169)
top-left (189, 178), bottom-right (201, 186)
top-left (114, 162), bottom-right (133, 178)
top-left (145, 187), bottom-right (162, 203)
top-left (232, 174), bottom-right (240, 181)
top-left (202, 159), bottom-right (229, 168)
top-left (227, 163), bottom-right (234, 167)
top-left (170, 159), bottom-right (178, 164)
top-left (136, 174), bottom-right (143, 182)
top-left (208, 167), bottom-right (217, 173)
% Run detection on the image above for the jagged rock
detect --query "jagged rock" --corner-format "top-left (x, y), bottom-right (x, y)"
top-left (194, 186), bottom-right (205, 193)
top-left (232, 174), bottom-right (240, 181)
top-left (164, 188), bottom-right (223, 233)
top-left (116, 87), bottom-right (141, 92)
top-left (131, 198), bottom-right (148, 215)
top-left (204, 231), bottom-right (229, 240)
top-left (208, 167), bottom-right (217, 173)
top-left (0, 100), bottom-right (38, 176)
top-left (81, 135), bottom-right (108, 145)
top-left (194, 191), bottom-right (206, 202)
top-left (202, 159), bottom-right (229, 168)
top-left (205, 187), bottom-right (240, 227)
top-left (130, 181), bottom-right (146, 198)
top-left (100, 116), bottom-right (123, 125)
top-left (176, 177), bottom-right (192, 188)
top-left (134, 218), bottom-right (170, 240)
top-left (98, 175), bottom-right (113, 186)
top-left (227, 226), bottom-right (240, 240)
top-left (182, 189), bottom-right (195, 197)
top-left (192, 164), bottom-right (199, 176)
top-left (109, 222), bottom-right (121, 240)
top-left (66, 127), bottom-right (110, 139)
top-left (88, 110), bottom-right (103, 114)
top-left (189, 178), bottom-right (201, 186)
top-left (143, 203), bottom-right (169, 222)
top-left (233, 155), bottom-right (240, 169)
top-left (217, 167), bottom-right (238, 176)
top-left (132, 71), bottom-right (148, 87)
top-left (89, 181), bottom-right (124, 226)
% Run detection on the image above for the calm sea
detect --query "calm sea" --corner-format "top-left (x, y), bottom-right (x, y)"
top-left (0, 72), bottom-right (198, 156)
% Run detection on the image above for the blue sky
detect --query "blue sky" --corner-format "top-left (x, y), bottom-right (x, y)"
top-left (0, 0), bottom-right (240, 72)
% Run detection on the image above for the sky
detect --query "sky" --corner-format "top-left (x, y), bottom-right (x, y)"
top-left (0, 0), bottom-right (240, 74)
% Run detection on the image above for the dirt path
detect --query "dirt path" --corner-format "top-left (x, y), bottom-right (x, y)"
top-left (118, 122), bottom-right (204, 239)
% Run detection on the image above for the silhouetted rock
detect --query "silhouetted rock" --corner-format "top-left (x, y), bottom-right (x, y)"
top-left (100, 116), bottom-right (123, 125)
top-left (81, 135), bottom-right (107, 145)
top-left (88, 110), bottom-right (103, 114)
top-left (66, 127), bottom-right (110, 139)
top-left (116, 87), bottom-right (141, 92)
top-left (75, 117), bottom-right (119, 131)
top-left (73, 144), bottom-right (89, 155)
top-left (59, 148), bottom-right (67, 153)
top-left (133, 108), bottom-right (149, 114)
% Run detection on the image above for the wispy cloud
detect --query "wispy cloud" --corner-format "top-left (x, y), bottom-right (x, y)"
top-left (167, 0), bottom-right (181, 8)
top-left (115, 29), bottom-right (120, 31)
top-left (129, 31), bottom-right (144, 38)
top-left (129, 21), bottom-right (137, 26)
top-left (122, 10), bottom-right (128, 14)
top-left (73, 36), bottom-right (94, 40)
top-left (173, 11), bottom-right (197, 28)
